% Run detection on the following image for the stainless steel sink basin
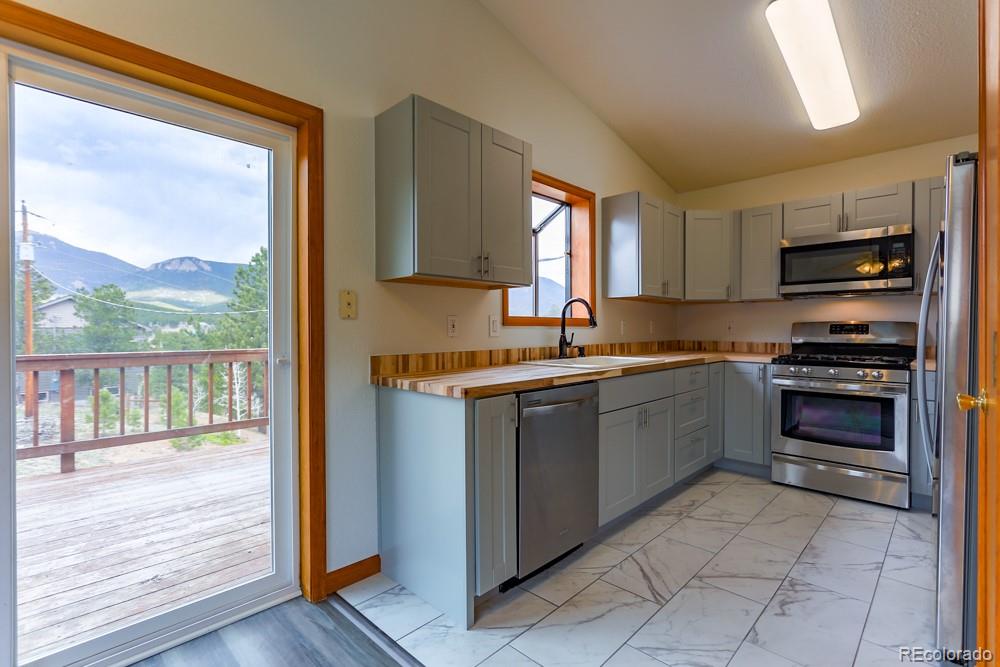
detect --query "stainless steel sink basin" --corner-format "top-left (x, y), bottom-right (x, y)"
top-left (521, 355), bottom-right (662, 370)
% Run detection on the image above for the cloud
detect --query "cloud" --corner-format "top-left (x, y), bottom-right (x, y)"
top-left (13, 83), bottom-right (270, 266)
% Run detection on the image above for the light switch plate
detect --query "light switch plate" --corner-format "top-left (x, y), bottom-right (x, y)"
top-left (489, 314), bottom-right (500, 337)
top-left (338, 289), bottom-right (358, 319)
top-left (447, 315), bottom-right (458, 337)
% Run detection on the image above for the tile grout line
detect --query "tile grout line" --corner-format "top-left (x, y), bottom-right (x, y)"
top-left (849, 513), bottom-right (896, 666)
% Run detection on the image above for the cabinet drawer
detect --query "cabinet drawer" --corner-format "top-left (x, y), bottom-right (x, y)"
top-left (675, 365), bottom-right (708, 393)
top-left (599, 370), bottom-right (675, 413)
top-left (675, 427), bottom-right (709, 481)
top-left (675, 388), bottom-right (708, 436)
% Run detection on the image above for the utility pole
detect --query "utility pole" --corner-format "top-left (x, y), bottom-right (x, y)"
top-left (22, 200), bottom-right (35, 418)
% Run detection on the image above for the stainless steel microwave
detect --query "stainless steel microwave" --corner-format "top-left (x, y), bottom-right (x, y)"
top-left (778, 225), bottom-right (915, 297)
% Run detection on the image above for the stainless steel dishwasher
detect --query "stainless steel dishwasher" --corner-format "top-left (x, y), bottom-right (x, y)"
top-left (518, 382), bottom-right (598, 578)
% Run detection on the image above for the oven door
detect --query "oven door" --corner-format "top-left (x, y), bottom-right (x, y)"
top-left (771, 377), bottom-right (909, 473)
top-left (779, 226), bottom-right (914, 295)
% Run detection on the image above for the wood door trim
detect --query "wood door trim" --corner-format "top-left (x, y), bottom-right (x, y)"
top-left (979, 0), bottom-right (999, 652)
top-left (325, 555), bottom-right (382, 595)
top-left (0, 0), bottom-right (328, 602)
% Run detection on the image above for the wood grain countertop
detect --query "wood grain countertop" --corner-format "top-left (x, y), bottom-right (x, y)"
top-left (373, 352), bottom-right (776, 399)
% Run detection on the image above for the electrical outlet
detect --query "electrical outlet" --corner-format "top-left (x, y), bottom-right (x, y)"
top-left (649, 320), bottom-right (654, 335)
top-left (620, 320), bottom-right (625, 336)
top-left (338, 289), bottom-right (358, 319)
top-left (447, 315), bottom-right (458, 338)
top-left (727, 319), bottom-right (736, 341)
top-left (489, 314), bottom-right (500, 337)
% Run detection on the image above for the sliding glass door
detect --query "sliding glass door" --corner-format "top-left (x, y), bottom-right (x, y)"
top-left (0, 44), bottom-right (297, 667)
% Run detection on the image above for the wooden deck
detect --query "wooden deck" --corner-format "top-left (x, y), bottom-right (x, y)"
top-left (15, 441), bottom-right (272, 663)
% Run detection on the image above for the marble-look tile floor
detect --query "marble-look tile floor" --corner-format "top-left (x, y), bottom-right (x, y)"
top-left (339, 468), bottom-right (939, 667)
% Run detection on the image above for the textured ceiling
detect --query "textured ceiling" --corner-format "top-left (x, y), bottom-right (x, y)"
top-left (479, 0), bottom-right (978, 192)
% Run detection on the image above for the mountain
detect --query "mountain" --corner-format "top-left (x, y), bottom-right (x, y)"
top-left (507, 277), bottom-right (569, 317)
top-left (29, 232), bottom-right (246, 313)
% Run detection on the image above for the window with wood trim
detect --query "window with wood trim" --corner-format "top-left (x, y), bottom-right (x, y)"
top-left (503, 172), bottom-right (596, 326)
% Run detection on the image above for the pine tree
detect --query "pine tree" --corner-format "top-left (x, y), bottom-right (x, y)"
top-left (13, 266), bottom-right (54, 354)
top-left (74, 284), bottom-right (142, 353)
top-left (207, 247), bottom-right (268, 350)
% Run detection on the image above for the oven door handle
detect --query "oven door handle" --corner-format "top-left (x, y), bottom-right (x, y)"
top-left (771, 377), bottom-right (909, 397)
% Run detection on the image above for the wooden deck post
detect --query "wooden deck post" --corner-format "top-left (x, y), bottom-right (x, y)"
top-left (59, 369), bottom-right (75, 473)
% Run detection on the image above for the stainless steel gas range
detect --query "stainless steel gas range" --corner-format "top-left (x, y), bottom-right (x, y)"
top-left (770, 321), bottom-right (917, 509)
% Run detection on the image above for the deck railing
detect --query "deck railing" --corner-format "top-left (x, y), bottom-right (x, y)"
top-left (15, 349), bottom-right (269, 473)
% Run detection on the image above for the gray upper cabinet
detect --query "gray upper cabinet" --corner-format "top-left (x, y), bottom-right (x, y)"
top-left (376, 95), bottom-right (531, 287)
top-left (723, 362), bottom-right (767, 464)
top-left (603, 192), bottom-right (684, 300)
top-left (482, 126), bottom-right (532, 285)
top-left (739, 204), bottom-right (782, 301)
top-left (782, 194), bottom-right (843, 238)
top-left (474, 394), bottom-right (517, 595)
top-left (639, 195), bottom-right (665, 297)
top-left (684, 209), bottom-right (732, 301)
top-left (914, 176), bottom-right (945, 294)
top-left (844, 181), bottom-right (914, 231)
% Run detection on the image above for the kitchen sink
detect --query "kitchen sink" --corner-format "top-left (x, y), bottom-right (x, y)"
top-left (521, 355), bottom-right (662, 370)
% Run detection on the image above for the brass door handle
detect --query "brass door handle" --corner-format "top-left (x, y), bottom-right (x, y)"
top-left (956, 389), bottom-right (989, 412)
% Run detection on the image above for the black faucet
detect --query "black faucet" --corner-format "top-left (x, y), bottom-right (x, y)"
top-left (558, 297), bottom-right (597, 358)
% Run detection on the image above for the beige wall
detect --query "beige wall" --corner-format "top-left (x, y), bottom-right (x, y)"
top-left (20, 0), bottom-right (680, 570)
top-left (670, 134), bottom-right (977, 343)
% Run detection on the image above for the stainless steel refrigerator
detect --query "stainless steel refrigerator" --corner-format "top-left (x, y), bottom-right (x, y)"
top-left (916, 151), bottom-right (979, 655)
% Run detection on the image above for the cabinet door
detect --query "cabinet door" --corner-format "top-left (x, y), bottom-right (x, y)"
top-left (639, 194), bottom-right (665, 297)
top-left (707, 363), bottom-right (724, 462)
top-left (474, 394), bottom-right (517, 594)
top-left (914, 177), bottom-right (945, 294)
top-left (482, 126), bottom-right (532, 286)
top-left (415, 97), bottom-right (483, 280)
top-left (641, 398), bottom-right (675, 501)
top-left (723, 363), bottom-right (766, 464)
top-left (783, 195), bottom-right (843, 238)
top-left (599, 406), bottom-right (643, 525)
top-left (844, 181), bottom-right (914, 231)
top-left (740, 204), bottom-right (782, 300)
top-left (684, 210), bottom-right (732, 300)
top-left (662, 203), bottom-right (685, 299)
top-left (910, 399), bottom-right (937, 498)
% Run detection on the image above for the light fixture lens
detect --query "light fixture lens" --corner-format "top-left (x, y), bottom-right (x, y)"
top-left (765, 0), bottom-right (859, 130)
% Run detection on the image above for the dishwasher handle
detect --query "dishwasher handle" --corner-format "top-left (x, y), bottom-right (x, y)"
top-left (520, 397), bottom-right (593, 417)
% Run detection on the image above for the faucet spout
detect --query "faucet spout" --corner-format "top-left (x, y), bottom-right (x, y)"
top-left (558, 298), bottom-right (597, 358)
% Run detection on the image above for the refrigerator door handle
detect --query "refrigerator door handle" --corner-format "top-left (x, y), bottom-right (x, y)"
top-left (916, 230), bottom-right (942, 483)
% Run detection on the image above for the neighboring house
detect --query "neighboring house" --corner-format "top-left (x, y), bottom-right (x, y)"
top-left (36, 295), bottom-right (84, 334)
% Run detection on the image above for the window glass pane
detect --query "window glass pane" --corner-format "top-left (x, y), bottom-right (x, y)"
top-left (531, 196), bottom-right (561, 229)
top-left (536, 209), bottom-right (568, 317)
top-left (507, 285), bottom-right (533, 317)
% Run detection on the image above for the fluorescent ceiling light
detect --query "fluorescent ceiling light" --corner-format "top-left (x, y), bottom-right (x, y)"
top-left (765, 0), bottom-right (859, 130)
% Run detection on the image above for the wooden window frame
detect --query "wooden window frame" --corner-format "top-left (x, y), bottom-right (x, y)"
top-left (0, 1), bottom-right (329, 601)
top-left (502, 171), bottom-right (596, 327)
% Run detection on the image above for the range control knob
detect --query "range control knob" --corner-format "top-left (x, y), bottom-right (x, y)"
top-left (828, 368), bottom-right (839, 377)
top-left (856, 369), bottom-right (868, 379)
top-left (788, 366), bottom-right (798, 374)
top-left (871, 370), bottom-right (884, 380)
top-left (801, 367), bottom-right (812, 375)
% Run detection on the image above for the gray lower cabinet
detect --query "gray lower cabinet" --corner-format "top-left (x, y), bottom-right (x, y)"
top-left (844, 181), bottom-right (913, 231)
top-left (707, 363), bottom-right (724, 462)
top-left (723, 362), bottom-right (767, 464)
top-left (914, 176), bottom-right (945, 294)
top-left (598, 405), bottom-right (643, 524)
top-left (598, 397), bottom-right (675, 525)
top-left (740, 204), bottom-right (782, 300)
top-left (474, 394), bottom-right (518, 595)
top-left (675, 428), bottom-right (710, 481)
top-left (684, 209), bottom-right (733, 300)
top-left (375, 94), bottom-right (531, 287)
top-left (783, 194), bottom-right (843, 238)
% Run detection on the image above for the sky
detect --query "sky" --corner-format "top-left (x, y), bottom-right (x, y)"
top-left (13, 83), bottom-right (270, 267)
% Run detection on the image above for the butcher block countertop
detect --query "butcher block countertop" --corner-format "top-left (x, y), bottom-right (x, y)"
top-left (373, 352), bottom-right (775, 399)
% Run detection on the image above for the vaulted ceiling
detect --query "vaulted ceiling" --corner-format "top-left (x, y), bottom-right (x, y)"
top-left (480, 0), bottom-right (978, 192)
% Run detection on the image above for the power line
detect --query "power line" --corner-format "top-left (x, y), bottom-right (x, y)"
top-left (31, 266), bottom-right (266, 316)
